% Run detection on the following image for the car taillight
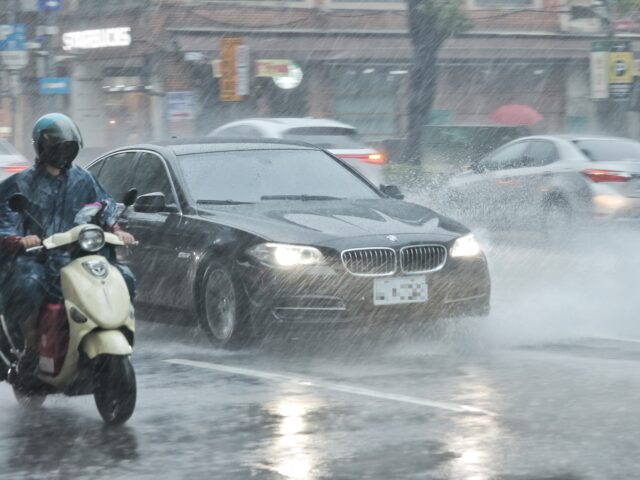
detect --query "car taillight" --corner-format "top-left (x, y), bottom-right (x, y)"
top-left (582, 169), bottom-right (631, 183)
top-left (3, 165), bottom-right (28, 174)
top-left (338, 153), bottom-right (385, 164)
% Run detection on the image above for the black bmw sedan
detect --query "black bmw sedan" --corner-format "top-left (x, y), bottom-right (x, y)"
top-left (87, 139), bottom-right (491, 346)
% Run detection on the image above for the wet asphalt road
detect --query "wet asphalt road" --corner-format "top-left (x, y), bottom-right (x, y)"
top-left (1, 228), bottom-right (640, 480)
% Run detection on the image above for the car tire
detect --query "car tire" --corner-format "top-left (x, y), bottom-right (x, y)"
top-left (199, 260), bottom-right (253, 348)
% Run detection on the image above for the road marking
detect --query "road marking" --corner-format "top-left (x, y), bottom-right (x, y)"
top-left (588, 336), bottom-right (640, 345)
top-left (165, 358), bottom-right (495, 416)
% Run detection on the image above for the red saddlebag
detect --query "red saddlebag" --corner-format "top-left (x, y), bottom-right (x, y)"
top-left (38, 303), bottom-right (69, 376)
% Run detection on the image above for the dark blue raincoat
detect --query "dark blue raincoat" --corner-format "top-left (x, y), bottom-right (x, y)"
top-left (0, 165), bottom-right (135, 339)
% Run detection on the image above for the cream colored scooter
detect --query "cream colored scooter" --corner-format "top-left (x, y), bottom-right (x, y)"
top-left (0, 192), bottom-right (137, 425)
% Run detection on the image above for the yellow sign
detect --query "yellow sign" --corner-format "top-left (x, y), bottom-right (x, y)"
top-left (609, 51), bottom-right (633, 84)
top-left (219, 37), bottom-right (243, 102)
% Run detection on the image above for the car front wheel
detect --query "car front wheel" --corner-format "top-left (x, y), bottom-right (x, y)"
top-left (200, 260), bottom-right (253, 348)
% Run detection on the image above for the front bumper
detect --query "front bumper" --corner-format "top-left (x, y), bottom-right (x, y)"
top-left (240, 255), bottom-right (491, 326)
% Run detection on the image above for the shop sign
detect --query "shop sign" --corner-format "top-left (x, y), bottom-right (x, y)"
top-left (219, 37), bottom-right (245, 102)
top-left (591, 40), bottom-right (609, 100)
top-left (39, 77), bottom-right (71, 95)
top-left (255, 59), bottom-right (293, 78)
top-left (62, 27), bottom-right (131, 51)
top-left (608, 40), bottom-right (633, 101)
top-left (167, 91), bottom-right (196, 121)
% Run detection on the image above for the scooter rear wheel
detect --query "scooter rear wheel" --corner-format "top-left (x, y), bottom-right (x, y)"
top-left (93, 355), bottom-right (136, 425)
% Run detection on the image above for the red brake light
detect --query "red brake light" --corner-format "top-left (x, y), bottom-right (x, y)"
top-left (337, 153), bottom-right (385, 165)
top-left (3, 165), bottom-right (28, 174)
top-left (582, 169), bottom-right (631, 183)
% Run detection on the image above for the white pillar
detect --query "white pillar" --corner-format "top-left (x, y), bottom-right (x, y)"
top-left (70, 62), bottom-right (106, 148)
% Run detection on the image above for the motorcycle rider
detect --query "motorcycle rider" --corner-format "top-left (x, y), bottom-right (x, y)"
top-left (0, 113), bottom-right (136, 381)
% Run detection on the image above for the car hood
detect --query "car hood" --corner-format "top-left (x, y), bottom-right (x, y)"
top-left (196, 199), bottom-right (468, 246)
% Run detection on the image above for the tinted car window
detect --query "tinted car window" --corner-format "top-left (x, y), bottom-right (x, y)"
top-left (92, 151), bottom-right (137, 201)
top-left (130, 153), bottom-right (177, 206)
top-left (282, 127), bottom-right (367, 149)
top-left (479, 142), bottom-right (528, 171)
top-left (525, 140), bottom-right (559, 167)
top-left (573, 139), bottom-right (640, 162)
top-left (178, 149), bottom-right (379, 203)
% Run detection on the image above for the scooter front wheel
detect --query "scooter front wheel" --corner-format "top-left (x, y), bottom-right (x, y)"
top-left (93, 355), bottom-right (136, 425)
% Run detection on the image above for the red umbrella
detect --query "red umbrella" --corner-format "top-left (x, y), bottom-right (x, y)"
top-left (490, 104), bottom-right (543, 126)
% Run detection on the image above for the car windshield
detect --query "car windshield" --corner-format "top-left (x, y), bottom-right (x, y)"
top-left (573, 139), bottom-right (640, 162)
top-left (178, 149), bottom-right (380, 203)
top-left (282, 127), bottom-right (368, 149)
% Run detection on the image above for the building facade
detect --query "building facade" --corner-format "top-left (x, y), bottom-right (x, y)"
top-left (1, 0), bottom-right (638, 155)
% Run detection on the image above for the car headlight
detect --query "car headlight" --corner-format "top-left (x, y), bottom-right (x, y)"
top-left (450, 234), bottom-right (482, 258)
top-left (78, 227), bottom-right (105, 252)
top-left (247, 243), bottom-right (326, 267)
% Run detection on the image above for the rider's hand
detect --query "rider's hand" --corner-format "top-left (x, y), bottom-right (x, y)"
top-left (115, 230), bottom-right (137, 245)
top-left (20, 235), bottom-right (42, 250)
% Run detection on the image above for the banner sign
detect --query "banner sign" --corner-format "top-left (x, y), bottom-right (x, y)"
top-left (167, 91), bottom-right (196, 121)
top-left (608, 40), bottom-right (633, 100)
top-left (219, 37), bottom-right (244, 102)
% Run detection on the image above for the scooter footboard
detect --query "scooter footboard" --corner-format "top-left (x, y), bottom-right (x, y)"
top-left (82, 330), bottom-right (132, 359)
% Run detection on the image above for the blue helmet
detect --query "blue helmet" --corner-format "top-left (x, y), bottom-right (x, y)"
top-left (32, 113), bottom-right (83, 170)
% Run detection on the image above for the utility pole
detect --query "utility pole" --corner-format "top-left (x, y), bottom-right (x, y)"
top-left (7, 0), bottom-right (20, 148)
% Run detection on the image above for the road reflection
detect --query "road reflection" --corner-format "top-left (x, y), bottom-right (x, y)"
top-left (6, 407), bottom-right (138, 476)
top-left (255, 391), bottom-right (326, 479)
top-left (446, 373), bottom-right (503, 480)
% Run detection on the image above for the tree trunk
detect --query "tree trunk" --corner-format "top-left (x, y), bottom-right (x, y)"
top-left (404, 0), bottom-right (442, 165)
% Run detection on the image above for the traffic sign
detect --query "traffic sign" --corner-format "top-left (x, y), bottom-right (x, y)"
top-left (38, 0), bottom-right (63, 11)
top-left (39, 77), bottom-right (71, 95)
top-left (0, 24), bottom-right (26, 51)
top-left (1, 51), bottom-right (28, 70)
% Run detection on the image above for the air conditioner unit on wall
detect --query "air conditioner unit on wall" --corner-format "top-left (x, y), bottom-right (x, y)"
top-left (560, 0), bottom-right (606, 33)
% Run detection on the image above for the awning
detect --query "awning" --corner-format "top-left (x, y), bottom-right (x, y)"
top-left (170, 29), bottom-right (640, 63)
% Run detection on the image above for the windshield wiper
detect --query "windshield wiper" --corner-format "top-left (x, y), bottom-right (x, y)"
top-left (260, 195), bottom-right (343, 201)
top-left (197, 199), bottom-right (255, 205)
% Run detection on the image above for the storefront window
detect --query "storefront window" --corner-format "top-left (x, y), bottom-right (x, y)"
top-left (329, 67), bottom-right (403, 139)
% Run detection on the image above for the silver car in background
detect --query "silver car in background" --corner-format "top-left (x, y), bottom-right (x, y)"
top-left (209, 118), bottom-right (385, 184)
top-left (446, 135), bottom-right (640, 230)
top-left (0, 139), bottom-right (30, 181)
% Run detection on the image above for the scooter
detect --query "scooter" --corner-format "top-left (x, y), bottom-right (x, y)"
top-left (0, 190), bottom-right (138, 425)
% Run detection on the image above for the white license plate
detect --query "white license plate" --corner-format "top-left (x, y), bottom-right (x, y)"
top-left (373, 275), bottom-right (428, 306)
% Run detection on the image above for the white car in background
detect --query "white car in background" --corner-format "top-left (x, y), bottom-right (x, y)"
top-left (0, 139), bottom-right (30, 181)
top-left (209, 118), bottom-right (385, 184)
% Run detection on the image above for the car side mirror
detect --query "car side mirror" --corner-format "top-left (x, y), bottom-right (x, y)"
top-left (380, 184), bottom-right (404, 200)
top-left (8, 193), bottom-right (28, 213)
top-left (123, 188), bottom-right (138, 207)
top-left (134, 192), bottom-right (166, 213)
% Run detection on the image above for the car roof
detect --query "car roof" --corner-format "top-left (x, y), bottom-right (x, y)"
top-left (516, 134), bottom-right (636, 143)
top-left (103, 137), bottom-right (319, 158)
top-left (218, 117), bottom-right (357, 131)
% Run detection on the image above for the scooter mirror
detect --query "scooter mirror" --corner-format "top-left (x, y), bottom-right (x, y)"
top-left (123, 189), bottom-right (138, 207)
top-left (8, 194), bottom-right (29, 213)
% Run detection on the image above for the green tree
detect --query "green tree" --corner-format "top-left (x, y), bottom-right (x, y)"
top-left (613, 0), bottom-right (640, 15)
top-left (403, 0), bottom-right (469, 165)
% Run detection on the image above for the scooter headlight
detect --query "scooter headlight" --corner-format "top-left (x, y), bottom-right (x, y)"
top-left (78, 226), bottom-right (105, 252)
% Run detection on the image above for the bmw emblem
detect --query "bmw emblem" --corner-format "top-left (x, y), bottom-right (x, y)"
top-left (386, 235), bottom-right (399, 243)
